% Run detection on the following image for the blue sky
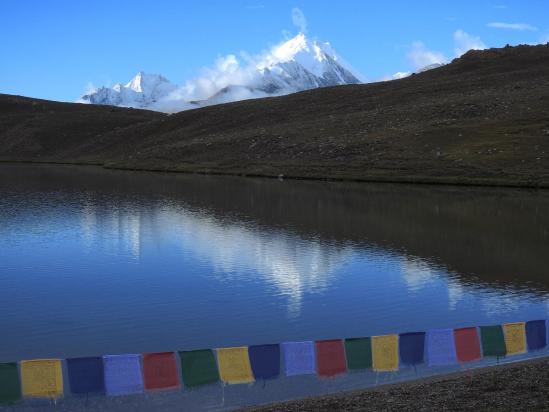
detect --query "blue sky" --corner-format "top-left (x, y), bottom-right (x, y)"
top-left (1, 0), bottom-right (547, 102)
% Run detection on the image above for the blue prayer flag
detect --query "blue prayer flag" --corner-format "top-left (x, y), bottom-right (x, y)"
top-left (103, 354), bottom-right (143, 396)
top-left (282, 341), bottom-right (316, 376)
top-left (546, 320), bottom-right (549, 350)
top-left (249, 344), bottom-right (280, 380)
top-left (526, 320), bottom-right (546, 351)
top-left (67, 357), bottom-right (105, 394)
top-left (427, 329), bottom-right (457, 366)
top-left (399, 332), bottom-right (425, 365)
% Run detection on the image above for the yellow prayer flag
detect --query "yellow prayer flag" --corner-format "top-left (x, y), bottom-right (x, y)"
top-left (21, 359), bottom-right (63, 398)
top-left (372, 335), bottom-right (399, 372)
top-left (504, 322), bottom-right (526, 355)
top-left (216, 347), bottom-right (254, 384)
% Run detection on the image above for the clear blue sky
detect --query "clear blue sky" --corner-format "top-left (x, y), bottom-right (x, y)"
top-left (1, 0), bottom-right (547, 102)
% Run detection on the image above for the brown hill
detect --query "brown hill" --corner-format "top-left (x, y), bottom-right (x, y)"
top-left (1, 43), bottom-right (549, 187)
top-left (0, 95), bottom-right (163, 161)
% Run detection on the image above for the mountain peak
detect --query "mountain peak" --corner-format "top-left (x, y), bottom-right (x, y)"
top-left (125, 72), bottom-right (170, 93)
top-left (265, 33), bottom-right (331, 68)
top-left (79, 71), bottom-right (177, 109)
top-left (274, 32), bottom-right (309, 59)
top-left (79, 34), bottom-right (361, 112)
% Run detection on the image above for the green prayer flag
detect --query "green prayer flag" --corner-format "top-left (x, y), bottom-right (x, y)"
top-left (179, 350), bottom-right (220, 387)
top-left (344, 337), bottom-right (372, 370)
top-left (480, 325), bottom-right (507, 357)
top-left (0, 363), bottom-right (21, 403)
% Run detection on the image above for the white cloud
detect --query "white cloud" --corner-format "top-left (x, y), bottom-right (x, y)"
top-left (84, 82), bottom-right (97, 94)
top-left (174, 40), bottom-right (287, 102)
top-left (487, 22), bottom-right (538, 31)
top-left (453, 29), bottom-right (487, 57)
top-left (494, 4), bottom-right (507, 9)
top-left (392, 71), bottom-right (411, 79)
top-left (378, 71), bottom-right (412, 82)
top-left (387, 30), bottom-right (485, 81)
top-left (291, 7), bottom-right (307, 33)
top-left (407, 41), bottom-right (448, 70)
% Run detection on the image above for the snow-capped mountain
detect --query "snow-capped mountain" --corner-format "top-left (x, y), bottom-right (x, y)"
top-left (254, 33), bottom-right (361, 93)
top-left (79, 33), bottom-right (362, 113)
top-left (79, 72), bottom-right (178, 108)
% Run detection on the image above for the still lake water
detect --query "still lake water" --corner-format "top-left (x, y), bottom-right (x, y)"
top-left (1, 164), bottom-right (549, 408)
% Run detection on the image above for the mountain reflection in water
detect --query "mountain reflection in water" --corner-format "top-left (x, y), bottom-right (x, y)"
top-left (0, 164), bottom-right (548, 361)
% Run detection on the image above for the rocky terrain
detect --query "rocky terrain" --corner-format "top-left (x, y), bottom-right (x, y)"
top-left (245, 357), bottom-right (549, 412)
top-left (1, 44), bottom-right (548, 187)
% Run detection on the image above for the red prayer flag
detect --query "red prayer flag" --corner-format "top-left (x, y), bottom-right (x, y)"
top-left (143, 352), bottom-right (180, 391)
top-left (315, 340), bottom-right (346, 378)
top-left (454, 327), bottom-right (482, 362)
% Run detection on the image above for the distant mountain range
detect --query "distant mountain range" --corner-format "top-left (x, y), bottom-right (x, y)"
top-left (79, 72), bottom-right (178, 111)
top-left (78, 33), bottom-right (362, 112)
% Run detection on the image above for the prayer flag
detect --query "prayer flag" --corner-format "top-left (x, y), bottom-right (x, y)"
top-left (546, 319), bottom-right (549, 348)
top-left (315, 340), bottom-right (346, 378)
top-left (480, 325), bottom-right (506, 357)
top-left (216, 347), bottom-right (254, 384)
top-left (20, 359), bottom-right (63, 398)
top-left (248, 344), bottom-right (280, 380)
top-left (0, 363), bottom-right (21, 403)
top-left (103, 354), bottom-right (143, 396)
top-left (282, 341), bottom-right (316, 376)
top-left (178, 350), bottom-right (219, 387)
top-left (399, 332), bottom-right (425, 365)
top-left (454, 327), bottom-right (481, 362)
top-left (427, 329), bottom-right (457, 366)
top-left (525, 320), bottom-right (546, 351)
top-left (66, 357), bottom-right (104, 394)
top-left (344, 338), bottom-right (372, 370)
top-left (371, 335), bottom-right (398, 372)
top-left (503, 322), bottom-right (526, 355)
top-left (142, 352), bottom-right (180, 391)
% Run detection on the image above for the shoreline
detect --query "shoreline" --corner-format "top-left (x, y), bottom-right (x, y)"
top-left (1, 160), bottom-right (548, 190)
top-left (244, 356), bottom-right (549, 411)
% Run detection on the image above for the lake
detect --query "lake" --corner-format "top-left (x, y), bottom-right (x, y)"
top-left (1, 164), bottom-right (549, 410)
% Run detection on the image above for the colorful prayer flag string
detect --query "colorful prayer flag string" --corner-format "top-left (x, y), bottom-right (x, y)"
top-left (4, 318), bottom-right (549, 404)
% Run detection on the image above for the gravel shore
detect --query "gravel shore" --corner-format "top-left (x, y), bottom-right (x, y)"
top-left (245, 357), bottom-right (549, 411)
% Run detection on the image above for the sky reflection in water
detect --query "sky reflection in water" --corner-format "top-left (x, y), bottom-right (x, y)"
top-left (0, 164), bottom-right (548, 362)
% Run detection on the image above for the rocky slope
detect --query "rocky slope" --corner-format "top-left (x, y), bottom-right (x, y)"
top-left (1, 44), bottom-right (548, 187)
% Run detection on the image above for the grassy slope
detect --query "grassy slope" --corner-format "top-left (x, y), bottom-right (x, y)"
top-left (1, 44), bottom-right (548, 187)
top-left (0, 94), bottom-right (164, 161)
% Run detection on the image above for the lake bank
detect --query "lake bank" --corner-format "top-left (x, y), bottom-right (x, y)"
top-left (2, 160), bottom-right (549, 189)
top-left (245, 356), bottom-right (549, 411)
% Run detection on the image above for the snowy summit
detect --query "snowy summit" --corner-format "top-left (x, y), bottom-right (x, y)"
top-left (80, 72), bottom-right (178, 109)
top-left (79, 33), bottom-right (362, 113)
